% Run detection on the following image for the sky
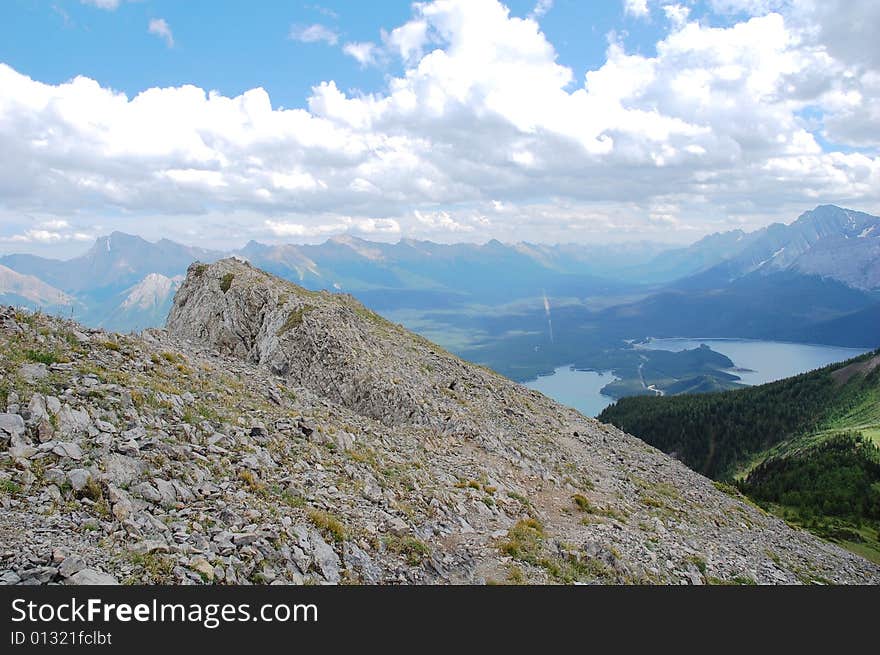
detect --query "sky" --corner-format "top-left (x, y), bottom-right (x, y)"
top-left (1, 0), bottom-right (879, 256)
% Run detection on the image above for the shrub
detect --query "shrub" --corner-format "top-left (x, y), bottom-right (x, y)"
top-left (220, 273), bottom-right (234, 293)
top-left (278, 305), bottom-right (314, 335)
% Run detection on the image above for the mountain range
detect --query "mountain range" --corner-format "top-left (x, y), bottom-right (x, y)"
top-left (1, 205), bottom-right (878, 387)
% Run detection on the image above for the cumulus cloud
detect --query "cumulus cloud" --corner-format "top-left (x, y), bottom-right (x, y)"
top-left (289, 23), bottom-right (339, 46)
top-left (623, 0), bottom-right (650, 19)
top-left (1, 0), bottom-right (879, 248)
top-left (342, 42), bottom-right (380, 67)
top-left (148, 18), bottom-right (174, 48)
top-left (663, 3), bottom-right (689, 27)
top-left (383, 20), bottom-right (429, 63)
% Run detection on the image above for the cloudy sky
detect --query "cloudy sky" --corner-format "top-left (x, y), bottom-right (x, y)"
top-left (1, 0), bottom-right (878, 256)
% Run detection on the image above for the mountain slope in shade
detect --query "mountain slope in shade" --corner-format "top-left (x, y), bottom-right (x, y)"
top-left (0, 264), bottom-right (73, 308)
top-left (0, 232), bottom-right (223, 294)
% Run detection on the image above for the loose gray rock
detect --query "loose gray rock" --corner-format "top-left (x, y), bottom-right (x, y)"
top-left (0, 413), bottom-right (25, 443)
top-left (58, 556), bottom-right (86, 578)
top-left (67, 468), bottom-right (91, 491)
top-left (65, 569), bottom-right (119, 585)
top-left (18, 363), bottom-right (48, 383)
top-left (52, 442), bottom-right (83, 460)
top-left (310, 532), bottom-right (341, 584)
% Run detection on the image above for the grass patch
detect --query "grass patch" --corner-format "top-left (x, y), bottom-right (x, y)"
top-left (500, 518), bottom-right (544, 563)
top-left (75, 478), bottom-right (104, 503)
top-left (24, 349), bottom-right (59, 365)
top-left (707, 575), bottom-right (757, 585)
top-left (687, 555), bottom-right (707, 576)
top-left (127, 552), bottom-right (175, 583)
top-left (308, 509), bottom-right (346, 543)
top-left (237, 469), bottom-right (266, 494)
top-left (0, 480), bottom-right (23, 496)
top-left (506, 564), bottom-right (525, 584)
top-left (220, 273), bottom-right (234, 293)
top-left (572, 494), bottom-right (628, 521)
top-left (281, 491), bottom-right (307, 508)
top-left (278, 305), bottom-right (314, 335)
top-left (384, 535), bottom-right (431, 565)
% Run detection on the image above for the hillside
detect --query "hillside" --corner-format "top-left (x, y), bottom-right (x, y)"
top-left (1, 259), bottom-right (877, 584)
top-left (599, 352), bottom-right (880, 561)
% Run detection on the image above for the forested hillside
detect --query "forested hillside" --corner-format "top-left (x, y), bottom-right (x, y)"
top-left (599, 351), bottom-right (880, 561)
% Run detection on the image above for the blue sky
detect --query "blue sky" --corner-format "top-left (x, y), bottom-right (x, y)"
top-left (0, 0), bottom-right (878, 255)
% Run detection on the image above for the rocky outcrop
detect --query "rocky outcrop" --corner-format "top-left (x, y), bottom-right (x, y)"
top-left (166, 259), bottom-right (486, 430)
top-left (1, 262), bottom-right (879, 585)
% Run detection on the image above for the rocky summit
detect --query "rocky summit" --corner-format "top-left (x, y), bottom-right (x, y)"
top-left (0, 258), bottom-right (877, 585)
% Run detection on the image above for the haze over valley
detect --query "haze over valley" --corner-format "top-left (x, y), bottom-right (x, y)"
top-left (2, 204), bottom-right (878, 415)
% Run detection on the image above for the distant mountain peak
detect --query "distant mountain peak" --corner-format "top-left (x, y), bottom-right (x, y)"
top-left (120, 272), bottom-right (183, 311)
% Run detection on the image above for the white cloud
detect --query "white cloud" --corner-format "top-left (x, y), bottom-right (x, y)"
top-left (343, 42), bottom-right (379, 67)
top-left (663, 3), bottom-right (689, 27)
top-left (289, 23), bottom-right (339, 46)
top-left (1, 0), bottom-right (879, 248)
top-left (624, 0), bottom-right (650, 19)
top-left (2, 226), bottom-right (93, 244)
top-left (38, 219), bottom-right (70, 230)
top-left (414, 209), bottom-right (477, 232)
top-left (148, 18), bottom-right (174, 48)
top-left (383, 20), bottom-right (429, 63)
top-left (530, 0), bottom-right (553, 19)
top-left (80, 0), bottom-right (121, 9)
top-left (265, 216), bottom-right (400, 238)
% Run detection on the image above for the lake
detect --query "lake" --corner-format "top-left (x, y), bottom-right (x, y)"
top-left (524, 366), bottom-right (620, 417)
top-left (525, 339), bottom-right (871, 417)
top-left (636, 338), bottom-right (870, 386)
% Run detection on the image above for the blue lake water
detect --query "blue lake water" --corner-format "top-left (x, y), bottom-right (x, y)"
top-left (525, 339), bottom-right (871, 417)
top-left (524, 366), bottom-right (620, 418)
